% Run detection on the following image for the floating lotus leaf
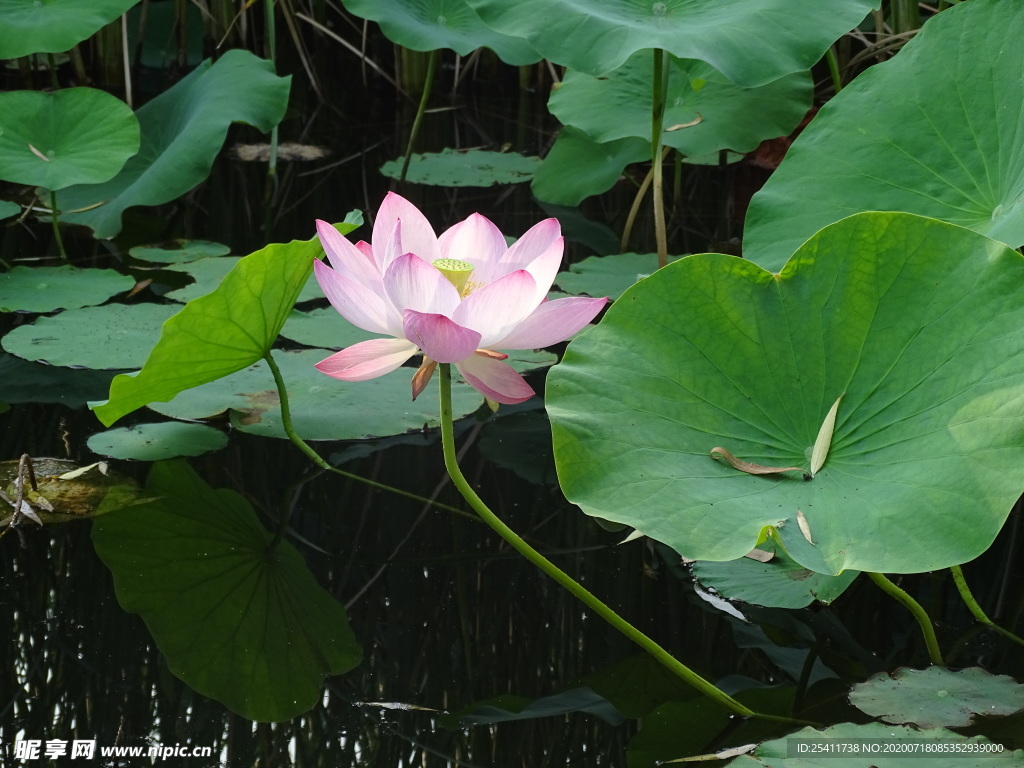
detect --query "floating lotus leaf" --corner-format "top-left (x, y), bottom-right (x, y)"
top-left (59, 50), bottom-right (290, 238)
top-left (87, 422), bottom-right (228, 461)
top-left (0, 0), bottom-right (139, 58)
top-left (2, 303), bottom-right (178, 369)
top-left (0, 457), bottom-right (138, 526)
top-left (0, 265), bottom-right (134, 313)
top-left (342, 0), bottom-right (539, 64)
top-left (129, 239), bottom-right (231, 264)
top-left (848, 667), bottom-right (1024, 729)
top-left (380, 149), bottom-right (541, 187)
top-left (554, 252), bottom-right (679, 300)
top-left (165, 257), bottom-right (242, 302)
top-left (744, 0), bottom-right (1024, 271)
top-left (0, 200), bottom-right (18, 220)
top-left (92, 460), bottom-right (362, 721)
top-left (550, 55), bottom-right (811, 157)
top-left (466, 0), bottom-right (877, 83)
top-left (0, 88), bottom-right (139, 190)
top-left (548, 212), bottom-right (1024, 575)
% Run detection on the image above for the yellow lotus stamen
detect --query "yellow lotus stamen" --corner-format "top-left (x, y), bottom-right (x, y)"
top-left (433, 258), bottom-right (474, 295)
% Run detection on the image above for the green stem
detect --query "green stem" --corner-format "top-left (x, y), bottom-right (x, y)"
top-left (49, 190), bottom-right (66, 260)
top-left (825, 46), bottom-right (843, 94)
top-left (950, 565), bottom-right (1024, 648)
top-left (437, 365), bottom-right (805, 723)
top-left (867, 572), bottom-right (943, 664)
top-left (262, 351), bottom-right (477, 523)
top-left (651, 48), bottom-right (669, 269)
top-left (399, 49), bottom-right (438, 186)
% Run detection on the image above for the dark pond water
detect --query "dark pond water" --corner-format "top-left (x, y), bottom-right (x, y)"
top-left (2, 24), bottom-right (1024, 768)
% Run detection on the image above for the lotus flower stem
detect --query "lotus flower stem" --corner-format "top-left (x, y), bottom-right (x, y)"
top-left (867, 572), bottom-right (944, 665)
top-left (949, 565), bottom-right (1024, 648)
top-left (437, 363), bottom-right (817, 724)
top-left (825, 47), bottom-right (843, 94)
top-left (262, 351), bottom-right (478, 529)
top-left (399, 49), bottom-right (438, 185)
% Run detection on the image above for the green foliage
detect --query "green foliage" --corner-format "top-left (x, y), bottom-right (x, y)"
top-left (59, 50), bottom-right (290, 238)
top-left (129, 239), bottom-right (232, 264)
top-left (466, 0), bottom-right (877, 83)
top-left (531, 127), bottom-right (648, 206)
top-left (0, 0), bottom-right (139, 58)
top-left (0, 266), bottom-right (134, 313)
top-left (848, 667), bottom-right (1024, 729)
top-left (164, 257), bottom-right (243, 302)
top-left (548, 213), bottom-right (1024, 575)
top-left (554, 252), bottom-right (678, 300)
top-left (744, 0), bottom-right (1024, 271)
top-left (92, 460), bottom-right (362, 722)
top-left (0, 88), bottom-right (139, 190)
top-left (2, 303), bottom-right (179, 369)
top-left (550, 55), bottom-right (811, 157)
top-left (692, 547), bottom-right (859, 609)
top-left (380, 149), bottom-right (541, 186)
top-left (92, 236), bottom-right (319, 426)
top-left (87, 422), bottom-right (229, 460)
top-left (342, 0), bottom-right (539, 63)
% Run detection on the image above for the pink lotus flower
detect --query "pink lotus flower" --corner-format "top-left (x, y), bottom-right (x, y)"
top-left (313, 193), bottom-right (608, 404)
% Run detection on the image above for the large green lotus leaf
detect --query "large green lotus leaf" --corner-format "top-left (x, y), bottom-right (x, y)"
top-left (848, 667), bottom-right (1024, 729)
top-left (0, 265), bottom-right (134, 312)
top-left (92, 460), bottom-right (362, 722)
top-left (1, 303), bottom-right (178, 369)
top-left (59, 50), bottom-right (290, 239)
top-left (380, 149), bottom-right (541, 187)
top-left (0, 353), bottom-right (118, 406)
top-left (466, 0), bottom-right (877, 83)
top-left (342, 0), bottom-right (539, 64)
top-left (727, 722), bottom-right (1022, 767)
top-left (92, 237), bottom-right (319, 426)
top-left (279, 307), bottom-right (375, 349)
top-left (0, 200), bottom-right (18, 220)
top-left (550, 55), bottom-right (811, 157)
top-left (547, 212), bottom-right (1024, 575)
top-left (149, 349), bottom-right (486, 441)
top-left (0, 88), bottom-right (139, 190)
top-left (87, 422), bottom-right (228, 461)
top-left (0, 0), bottom-right (139, 58)
top-left (744, 0), bottom-right (1024, 272)
top-left (692, 546), bottom-right (858, 609)
top-left (531, 126), bottom-right (649, 206)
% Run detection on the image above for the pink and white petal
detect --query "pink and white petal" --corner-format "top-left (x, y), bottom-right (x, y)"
top-left (495, 218), bottom-right (562, 277)
top-left (372, 192), bottom-right (440, 268)
top-left (316, 220), bottom-right (382, 290)
top-left (438, 213), bottom-right (508, 280)
top-left (521, 235), bottom-right (564, 303)
top-left (452, 269), bottom-right (539, 347)
top-left (492, 296), bottom-right (608, 349)
top-left (403, 310), bottom-right (481, 363)
top-left (456, 354), bottom-right (535, 404)
top-left (314, 259), bottom-right (392, 335)
top-left (384, 253), bottom-right (461, 317)
top-left (315, 338), bottom-right (418, 381)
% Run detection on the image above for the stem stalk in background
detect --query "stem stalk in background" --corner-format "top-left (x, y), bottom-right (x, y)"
top-left (867, 572), bottom-right (944, 665)
top-left (49, 190), bottom-right (66, 260)
top-left (950, 565), bottom-right (1024, 647)
top-left (651, 49), bottom-right (669, 268)
top-left (399, 49), bottom-right (438, 186)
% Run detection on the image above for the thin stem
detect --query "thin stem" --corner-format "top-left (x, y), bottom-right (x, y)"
top-left (49, 190), bottom-right (67, 259)
top-left (867, 572), bottom-right (943, 665)
top-left (262, 351), bottom-right (477, 523)
top-left (825, 46), bottom-right (843, 94)
top-left (399, 49), bottom-right (438, 185)
top-left (950, 565), bottom-right (1024, 648)
top-left (437, 365), bottom-right (812, 725)
top-left (651, 49), bottom-right (669, 268)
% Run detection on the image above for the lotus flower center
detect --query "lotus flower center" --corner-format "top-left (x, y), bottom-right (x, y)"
top-left (433, 258), bottom-right (475, 295)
